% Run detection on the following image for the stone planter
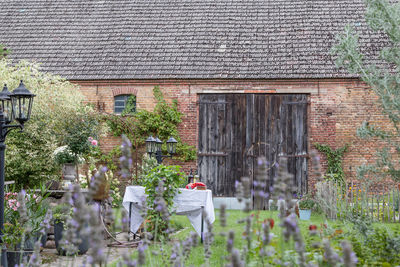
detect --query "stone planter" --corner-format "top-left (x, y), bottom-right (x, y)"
top-left (299, 209), bottom-right (311, 220)
top-left (62, 163), bottom-right (77, 182)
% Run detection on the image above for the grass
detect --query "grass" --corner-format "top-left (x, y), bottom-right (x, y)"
top-left (111, 209), bottom-right (400, 266)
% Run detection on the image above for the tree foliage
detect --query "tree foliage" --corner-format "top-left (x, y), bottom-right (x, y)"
top-left (0, 58), bottom-right (87, 188)
top-left (332, 0), bottom-right (400, 183)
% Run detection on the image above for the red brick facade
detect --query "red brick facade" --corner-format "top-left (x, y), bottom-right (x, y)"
top-left (73, 79), bottom-right (396, 192)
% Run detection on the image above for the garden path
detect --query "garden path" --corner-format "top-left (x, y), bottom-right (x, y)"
top-left (41, 233), bottom-right (137, 266)
top-left (41, 246), bottom-right (131, 266)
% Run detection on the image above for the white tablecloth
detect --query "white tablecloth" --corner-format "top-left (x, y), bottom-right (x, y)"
top-left (122, 186), bottom-right (215, 236)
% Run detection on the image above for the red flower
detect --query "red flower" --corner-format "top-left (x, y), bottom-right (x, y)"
top-left (264, 218), bottom-right (274, 229)
top-left (309, 224), bottom-right (317, 231)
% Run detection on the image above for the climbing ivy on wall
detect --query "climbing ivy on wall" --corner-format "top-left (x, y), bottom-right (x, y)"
top-left (107, 86), bottom-right (196, 161)
top-left (121, 95), bottom-right (136, 116)
top-left (314, 143), bottom-right (349, 185)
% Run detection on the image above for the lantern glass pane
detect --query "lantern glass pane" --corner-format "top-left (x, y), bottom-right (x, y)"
top-left (171, 142), bottom-right (177, 154)
top-left (166, 137), bottom-right (177, 154)
top-left (155, 137), bottom-right (162, 152)
top-left (146, 140), bottom-right (152, 153)
top-left (3, 99), bottom-right (14, 123)
top-left (153, 143), bottom-right (157, 153)
top-left (167, 142), bottom-right (173, 154)
top-left (12, 96), bottom-right (33, 124)
top-left (0, 100), bottom-right (5, 122)
top-left (145, 136), bottom-right (156, 153)
top-left (156, 142), bottom-right (161, 152)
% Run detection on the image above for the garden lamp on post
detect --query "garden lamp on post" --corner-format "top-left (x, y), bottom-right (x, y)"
top-left (0, 81), bottom-right (35, 267)
top-left (146, 135), bottom-right (177, 164)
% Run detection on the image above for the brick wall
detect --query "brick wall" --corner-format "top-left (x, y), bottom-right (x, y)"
top-left (73, 79), bottom-right (397, 192)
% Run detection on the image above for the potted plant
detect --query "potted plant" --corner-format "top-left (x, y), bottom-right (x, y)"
top-left (298, 194), bottom-right (315, 220)
top-left (3, 222), bottom-right (34, 266)
top-left (52, 204), bottom-right (89, 255)
top-left (4, 191), bottom-right (49, 265)
top-left (52, 203), bottom-right (70, 253)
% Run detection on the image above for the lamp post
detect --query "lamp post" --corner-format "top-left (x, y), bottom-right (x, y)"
top-left (0, 81), bottom-right (35, 266)
top-left (145, 136), bottom-right (177, 164)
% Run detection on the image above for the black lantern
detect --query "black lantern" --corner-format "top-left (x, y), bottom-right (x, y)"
top-left (0, 85), bottom-right (15, 124)
top-left (155, 137), bottom-right (162, 152)
top-left (166, 137), bottom-right (178, 154)
top-left (10, 80), bottom-right (35, 125)
top-left (0, 80), bottom-right (35, 267)
top-left (146, 135), bottom-right (179, 164)
top-left (145, 135), bottom-right (156, 154)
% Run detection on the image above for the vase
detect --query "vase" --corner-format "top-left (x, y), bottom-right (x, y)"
top-left (54, 220), bottom-right (89, 255)
top-left (7, 250), bottom-right (33, 267)
top-left (62, 163), bottom-right (77, 182)
top-left (299, 209), bottom-right (311, 220)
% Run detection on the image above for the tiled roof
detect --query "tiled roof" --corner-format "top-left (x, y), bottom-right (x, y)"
top-left (0, 0), bottom-right (386, 80)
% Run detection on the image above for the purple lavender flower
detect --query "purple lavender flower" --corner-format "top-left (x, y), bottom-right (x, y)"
top-left (86, 204), bottom-right (107, 265)
top-left (120, 134), bottom-right (133, 179)
top-left (202, 211), bottom-right (214, 264)
top-left (235, 180), bottom-right (240, 188)
top-left (28, 240), bottom-right (41, 267)
top-left (39, 209), bottom-right (52, 236)
top-left (341, 241), bottom-right (358, 267)
top-left (220, 203), bottom-right (227, 227)
top-left (323, 239), bottom-right (341, 265)
top-left (227, 230), bottom-right (235, 253)
top-left (119, 252), bottom-right (137, 267)
top-left (229, 249), bottom-right (244, 267)
top-left (137, 244), bottom-right (146, 265)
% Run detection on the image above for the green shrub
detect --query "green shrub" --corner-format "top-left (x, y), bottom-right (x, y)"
top-left (0, 58), bottom-right (88, 188)
top-left (141, 164), bottom-right (186, 240)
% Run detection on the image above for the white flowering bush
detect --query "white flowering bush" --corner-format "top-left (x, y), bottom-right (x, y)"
top-left (0, 58), bottom-right (86, 187)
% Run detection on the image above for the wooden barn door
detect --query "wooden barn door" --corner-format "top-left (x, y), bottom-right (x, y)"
top-left (198, 94), bottom-right (308, 208)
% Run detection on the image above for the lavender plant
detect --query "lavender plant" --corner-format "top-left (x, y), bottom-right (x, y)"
top-left (7, 147), bottom-right (367, 266)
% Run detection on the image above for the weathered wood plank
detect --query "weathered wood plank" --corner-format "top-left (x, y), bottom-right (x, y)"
top-left (217, 94), bottom-right (226, 196)
top-left (225, 94), bottom-right (233, 196)
top-left (198, 95), bottom-right (208, 185)
top-left (208, 95), bottom-right (218, 194)
top-left (245, 94), bottom-right (254, 185)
